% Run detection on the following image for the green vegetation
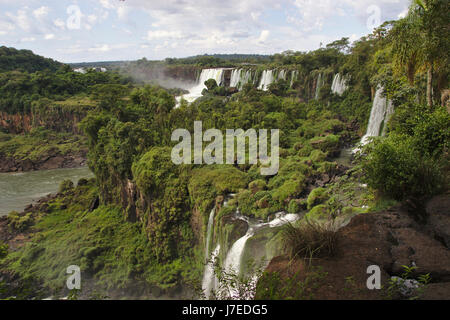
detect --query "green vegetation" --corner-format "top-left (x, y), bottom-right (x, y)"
top-left (281, 220), bottom-right (338, 260)
top-left (0, 128), bottom-right (86, 163)
top-left (0, 46), bottom-right (62, 73)
top-left (0, 0), bottom-right (449, 300)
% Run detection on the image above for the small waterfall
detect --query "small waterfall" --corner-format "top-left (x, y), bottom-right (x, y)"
top-left (176, 68), bottom-right (225, 106)
top-left (278, 70), bottom-right (286, 80)
top-left (221, 212), bottom-right (299, 299)
top-left (331, 73), bottom-right (348, 96)
top-left (359, 86), bottom-right (394, 147)
top-left (258, 70), bottom-right (274, 91)
top-left (315, 73), bottom-right (324, 99)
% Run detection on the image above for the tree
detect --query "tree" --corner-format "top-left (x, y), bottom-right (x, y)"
top-left (396, 0), bottom-right (450, 107)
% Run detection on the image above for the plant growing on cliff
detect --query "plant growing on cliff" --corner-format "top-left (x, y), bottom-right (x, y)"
top-left (281, 219), bottom-right (339, 262)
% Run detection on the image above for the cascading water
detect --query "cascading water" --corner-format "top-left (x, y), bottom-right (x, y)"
top-left (204, 207), bottom-right (215, 262)
top-left (278, 70), bottom-right (286, 80)
top-left (176, 68), bottom-right (225, 107)
top-left (358, 86), bottom-right (394, 147)
top-left (221, 212), bottom-right (300, 299)
top-left (331, 73), bottom-right (348, 96)
top-left (258, 70), bottom-right (274, 91)
top-left (229, 69), bottom-right (254, 90)
top-left (202, 244), bottom-right (220, 299)
top-left (290, 70), bottom-right (298, 87)
top-left (315, 73), bottom-right (324, 99)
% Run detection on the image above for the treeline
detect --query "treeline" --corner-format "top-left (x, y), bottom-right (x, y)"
top-left (0, 66), bottom-right (132, 114)
top-left (0, 46), bottom-right (63, 73)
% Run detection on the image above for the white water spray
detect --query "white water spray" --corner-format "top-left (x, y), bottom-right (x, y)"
top-left (176, 68), bottom-right (225, 107)
top-left (258, 70), bottom-right (274, 91)
top-left (357, 86), bottom-right (394, 148)
top-left (331, 73), bottom-right (348, 96)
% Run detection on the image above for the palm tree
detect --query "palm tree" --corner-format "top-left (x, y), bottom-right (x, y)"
top-left (391, 0), bottom-right (449, 107)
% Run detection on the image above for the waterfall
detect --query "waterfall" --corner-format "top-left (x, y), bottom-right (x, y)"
top-left (258, 70), bottom-right (274, 91)
top-left (229, 69), bottom-right (255, 90)
top-left (204, 207), bottom-right (215, 262)
top-left (202, 244), bottom-right (220, 299)
top-left (176, 68), bottom-right (225, 106)
top-left (359, 86), bottom-right (394, 147)
top-left (230, 69), bottom-right (241, 88)
top-left (331, 73), bottom-right (348, 96)
top-left (290, 70), bottom-right (298, 87)
top-left (278, 70), bottom-right (286, 80)
top-left (221, 212), bottom-right (299, 299)
top-left (315, 73), bottom-right (323, 99)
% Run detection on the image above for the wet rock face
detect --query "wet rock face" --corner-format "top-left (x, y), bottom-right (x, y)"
top-left (259, 194), bottom-right (450, 300)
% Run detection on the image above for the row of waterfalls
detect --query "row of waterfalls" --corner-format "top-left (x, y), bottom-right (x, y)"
top-left (177, 68), bottom-right (350, 107)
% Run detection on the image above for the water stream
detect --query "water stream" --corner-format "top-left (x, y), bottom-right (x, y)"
top-left (0, 167), bottom-right (93, 216)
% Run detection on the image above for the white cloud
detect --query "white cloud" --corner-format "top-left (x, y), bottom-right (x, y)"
top-left (6, 9), bottom-right (31, 31)
top-left (54, 18), bottom-right (65, 30)
top-left (33, 6), bottom-right (49, 20)
top-left (21, 37), bottom-right (36, 42)
top-left (44, 33), bottom-right (55, 40)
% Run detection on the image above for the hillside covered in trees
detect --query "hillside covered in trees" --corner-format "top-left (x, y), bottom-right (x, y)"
top-left (0, 0), bottom-right (449, 301)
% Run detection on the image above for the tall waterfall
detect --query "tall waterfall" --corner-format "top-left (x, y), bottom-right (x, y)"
top-left (230, 69), bottom-right (254, 90)
top-left (359, 86), bottom-right (394, 146)
top-left (290, 70), bottom-right (298, 87)
top-left (176, 68), bottom-right (225, 106)
top-left (204, 207), bottom-right (215, 262)
top-left (331, 73), bottom-right (348, 96)
top-left (202, 244), bottom-right (220, 299)
top-left (201, 206), bottom-right (216, 298)
top-left (315, 73), bottom-right (324, 99)
top-left (258, 70), bottom-right (274, 91)
top-left (278, 70), bottom-right (286, 80)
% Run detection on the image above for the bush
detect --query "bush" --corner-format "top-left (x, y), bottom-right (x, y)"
top-left (0, 242), bottom-right (8, 259)
top-left (7, 211), bottom-right (33, 232)
top-left (307, 188), bottom-right (329, 210)
top-left (58, 179), bottom-right (74, 193)
top-left (361, 134), bottom-right (446, 201)
top-left (281, 219), bottom-right (338, 260)
top-left (288, 200), bottom-right (301, 213)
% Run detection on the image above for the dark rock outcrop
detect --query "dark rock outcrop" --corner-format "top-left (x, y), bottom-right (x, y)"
top-left (258, 194), bottom-right (450, 299)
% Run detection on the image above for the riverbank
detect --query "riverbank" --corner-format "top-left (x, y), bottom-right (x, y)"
top-left (0, 167), bottom-right (93, 216)
top-left (0, 152), bottom-right (87, 173)
top-left (0, 129), bottom-right (87, 173)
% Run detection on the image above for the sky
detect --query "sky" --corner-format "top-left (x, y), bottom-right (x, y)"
top-left (0, 0), bottom-right (411, 63)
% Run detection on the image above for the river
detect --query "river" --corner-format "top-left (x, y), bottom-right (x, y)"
top-left (0, 167), bottom-right (93, 216)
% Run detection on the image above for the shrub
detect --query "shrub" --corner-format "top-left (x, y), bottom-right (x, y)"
top-left (281, 219), bottom-right (338, 260)
top-left (249, 179), bottom-right (267, 194)
top-left (0, 242), bottom-right (8, 259)
top-left (288, 200), bottom-right (301, 213)
top-left (7, 211), bottom-right (33, 232)
top-left (361, 134), bottom-right (446, 201)
top-left (307, 188), bottom-right (329, 210)
top-left (58, 179), bottom-right (74, 193)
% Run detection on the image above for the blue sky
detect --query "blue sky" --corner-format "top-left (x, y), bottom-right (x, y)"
top-left (0, 0), bottom-right (410, 63)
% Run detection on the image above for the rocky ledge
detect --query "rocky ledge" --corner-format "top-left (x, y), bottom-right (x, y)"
top-left (256, 194), bottom-right (450, 300)
top-left (0, 152), bottom-right (87, 173)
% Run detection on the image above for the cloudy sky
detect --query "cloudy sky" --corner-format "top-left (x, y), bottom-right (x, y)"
top-left (0, 0), bottom-right (410, 63)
